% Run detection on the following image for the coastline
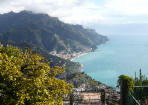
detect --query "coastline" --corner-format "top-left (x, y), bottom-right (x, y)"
top-left (70, 52), bottom-right (89, 61)
top-left (49, 39), bottom-right (109, 61)
top-left (49, 49), bottom-right (94, 61)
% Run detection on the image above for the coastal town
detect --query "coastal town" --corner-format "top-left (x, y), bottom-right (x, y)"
top-left (50, 50), bottom-right (120, 105)
top-left (49, 49), bottom-right (92, 60)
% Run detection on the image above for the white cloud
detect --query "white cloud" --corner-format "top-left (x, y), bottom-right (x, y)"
top-left (0, 0), bottom-right (148, 25)
top-left (0, 0), bottom-right (104, 25)
top-left (105, 0), bottom-right (148, 15)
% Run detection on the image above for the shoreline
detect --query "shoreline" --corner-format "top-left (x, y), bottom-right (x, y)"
top-left (70, 52), bottom-right (89, 61)
top-left (70, 42), bottom-right (109, 61)
top-left (49, 49), bottom-right (95, 61)
top-left (69, 43), bottom-right (118, 88)
top-left (49, 41), bottom-right (109, 61)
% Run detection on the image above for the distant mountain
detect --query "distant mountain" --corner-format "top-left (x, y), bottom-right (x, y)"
top-left (0, 11), bottom-right (108, 54)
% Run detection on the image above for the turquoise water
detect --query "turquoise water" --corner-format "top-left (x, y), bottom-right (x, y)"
top-left (73, 35), bottom-right (148, 87)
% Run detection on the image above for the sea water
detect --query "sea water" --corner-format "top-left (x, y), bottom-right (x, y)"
top-left (73, 35), bottom-right (148, 87)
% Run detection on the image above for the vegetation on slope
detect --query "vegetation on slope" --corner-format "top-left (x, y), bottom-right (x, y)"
top-left (30, 48), bottom-right (101, 88)
top-left (67, 72), bottom-right (101, 88)
top-left (0, 11), bottom-right (108, 54)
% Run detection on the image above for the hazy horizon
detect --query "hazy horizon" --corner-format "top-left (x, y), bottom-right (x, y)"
top-left (90, 23), bottom-right (148, 36)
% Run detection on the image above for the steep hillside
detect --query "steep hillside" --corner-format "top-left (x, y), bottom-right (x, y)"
top-left (0, 11), bottom-right (108, 55)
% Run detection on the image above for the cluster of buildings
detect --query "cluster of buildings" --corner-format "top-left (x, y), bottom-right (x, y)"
top-left (49, 50), bottom-right (89, 60)
top-left (64, 83), bottom-right (120, 105)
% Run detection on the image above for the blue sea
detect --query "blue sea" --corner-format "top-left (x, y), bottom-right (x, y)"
top-left (73, 35), bottom-right (148, 87)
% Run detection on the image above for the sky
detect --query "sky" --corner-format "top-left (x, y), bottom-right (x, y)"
top-left (0, 0), bottom-right (148, 35)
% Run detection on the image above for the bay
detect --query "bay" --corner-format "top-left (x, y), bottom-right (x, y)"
top-left (73, 35), bottom-right (148, 87)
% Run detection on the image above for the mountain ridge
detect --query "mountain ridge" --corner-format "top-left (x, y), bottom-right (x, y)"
top-left (0, 10), bottom-right (108, 56)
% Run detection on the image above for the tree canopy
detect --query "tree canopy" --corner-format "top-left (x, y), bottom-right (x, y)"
top-left (0, 45), bottom-right (73, 105)
top-left (118, 75), bottom-right (135, 93)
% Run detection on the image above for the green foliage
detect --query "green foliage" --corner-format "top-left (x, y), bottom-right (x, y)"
top-left (142, 80), bottom-right (148, 97)
top-left (33, 48), bottom-right (82, 81)
top-left (119, 70), bottom-right (148, 105)
top-left (117, 75), bottom-right (135, 105)
top-left (0, 45), bottom-right (73, 105)
top-left (67, 72), bottom-right (101, 88)
top-left (134, 69), bottom-right (148, 104)
top-left (118, 75), bottom-right (135, 93)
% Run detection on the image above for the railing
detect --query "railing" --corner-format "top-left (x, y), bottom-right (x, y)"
top-left (128, 92), bottom-right (140, 105)
top-left (127, 86), bottom-right (148, 105)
